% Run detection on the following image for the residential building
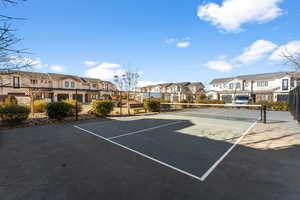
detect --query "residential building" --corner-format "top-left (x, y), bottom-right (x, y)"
top-left (140, 82), bottom-right (205, 102)
top-left (207, 72), bottom-right (300, 103)
top-left (0, 70), bottom-right (117, 104)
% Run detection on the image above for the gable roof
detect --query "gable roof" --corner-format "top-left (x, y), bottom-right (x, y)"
top-left (1, 70), bottom-right (107, 83)
top-left (140, 82), bottom-right (205, 89)
top-left (210, 72), bottom-right (288, 84)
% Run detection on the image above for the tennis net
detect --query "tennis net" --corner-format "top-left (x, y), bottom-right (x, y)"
top-left (160, 103), bottom-right (266, 123)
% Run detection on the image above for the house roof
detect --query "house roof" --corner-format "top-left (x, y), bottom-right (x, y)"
top-left (81, 77), bottom-right (103, 83)
top-left (210, 72), bottom-right (288, 84)
top-left (140, 82), bottom-right (205, 89)
top-left (209, 78), bottom-right (233, 84)
top-left (1, 70), bottom-right (108, 83)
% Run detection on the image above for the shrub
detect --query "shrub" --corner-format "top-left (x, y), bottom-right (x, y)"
top-left (144, 99), bottom-right (160, 112)
top-left (63, 99), bottom-right (82, 116)
top-left (91, 100), bottom-right (114, 117)
top-left (179, 99), bottom-right (193, 108)
top-left (0, 104), bottom-right (30, 125)
top-left (197, 99), bottom-right (225, 104)
top-left (33, 100), bottom-right (48, 113)
top-left (46, 102), bottom-right (71, 120)
top-left (271, 101), bottom-right (288, 111)
top-left (199, 94), bottom-right (207, 100)
top-left (159, 99), bottom-right (171, 110)
top-left (251, 101), bottom-right (289, 111)
top-left (1, 95), bottom-right (18, 105)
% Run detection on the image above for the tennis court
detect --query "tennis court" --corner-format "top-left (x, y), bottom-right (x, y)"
top-left (74, 103), bottom-right (264, 181)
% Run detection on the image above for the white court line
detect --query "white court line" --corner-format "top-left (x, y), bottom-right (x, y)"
top-left (199, 120), bottom-right (258, 181)
top-left (74, 119), bottom-right (258, 182)
top-left (73, 125), bottom-right (205, 181)
top-left (107, 121), bottom-right (183, 140)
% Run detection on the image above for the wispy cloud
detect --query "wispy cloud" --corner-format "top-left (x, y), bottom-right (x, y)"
top-left (176, 41), bottom-right (191, 48)
top-left (50, 65), bottom-right (64, 72)
top-left (164, 37), bottom-right (191, 48)
top-left (84, 60), bottom-right (100, 67)
top-left (205, 60), bottom-right (234, 72)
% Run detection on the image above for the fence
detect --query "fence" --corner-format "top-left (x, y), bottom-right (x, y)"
top-left (288, 86), bottom-right (300, 122)
top-left (0, 85), bottom-right (205, 120)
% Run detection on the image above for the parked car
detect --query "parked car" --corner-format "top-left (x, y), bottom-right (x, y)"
top-left (233, 96), bottom-right (250, 104)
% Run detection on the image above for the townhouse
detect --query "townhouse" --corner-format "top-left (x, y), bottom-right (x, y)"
top-left (0, 70), bottom-right (117, 104)
top-left (207, 72), bottom-right (300, 103)
top-left (140, 82), bottom-right (205, 102)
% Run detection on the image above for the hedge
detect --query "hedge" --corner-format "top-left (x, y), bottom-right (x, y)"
top-left (144, 99), bottom-right (160, 112)
top-left (0, 95), bottom-right (18, 106)
top-left (197, 99), bottom-right (225, 104)
top-left (63, 99), bottom-right (82, 116)
top-left (0, 104), bottom-right (30, 125)
top-left (91, 100), bottom-right (114, 117)
top-left (33, 100), bottom-right (48, 113)
top-left (254, 101), bottom-right (288, 111)
top-left (46, 102), bottom-right (71, 120)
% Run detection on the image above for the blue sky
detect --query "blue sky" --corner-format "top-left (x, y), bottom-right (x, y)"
top-left (4, 0), bottom-right (300, 87)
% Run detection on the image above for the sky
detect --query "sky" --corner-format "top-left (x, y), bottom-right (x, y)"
top-left (3, 0), bottom-right (300, 87)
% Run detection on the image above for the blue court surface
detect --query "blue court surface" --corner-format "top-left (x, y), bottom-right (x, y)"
top-left (74, 111), bottom-right (259, 181)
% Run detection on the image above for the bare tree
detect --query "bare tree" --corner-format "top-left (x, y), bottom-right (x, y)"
top-left (280, 47), bottom-right (300, 71)
top-left (113, 70), bottom-right (140, 92)
top-left (0, 0), bottom-right (33, 73)
top-left (113, 70), bottom-right (140, 115)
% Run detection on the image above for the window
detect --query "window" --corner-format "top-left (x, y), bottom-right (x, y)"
top-left (92, 84), bottom-right (97, 88)
top-left (236, 83), bottom-right (241, 89)
top-left (30, 79), bottom-right (38, 84)
top-left (13, 77), bottom-right (20, 88)
top-left (229, 83), bottom-right (233, 89)
top-left (264, 81), bottom-right (268, 87)
top-left (71, 82), bottom-right (75, 88)
top-left (282, 79), bottom-right (289, 90)
top-left (65, 81), bottom-right (69, 87)
top-left (257, 81), bottom-right (268, 87)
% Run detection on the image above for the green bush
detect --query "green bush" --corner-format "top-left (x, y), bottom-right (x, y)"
top-left (0, 104), bottom-right (30, 125)
top-left (271, 101), bottom-right (288, 111)
top-left (144, 99), bottom-right (160, 112)
top-left (33, 100), bottom-right (48, 113)
top-left (1, 95), bottom-right (18, 105)
top-left (179, 99), bottom-right (193, 108)
top-left (254, 101), bottom-right (288, 111)
top-left (159, 99), bottom-right (171, 110)
top-left (46, 102), bottom-right (71, 120)
top-left (91, 100), bottom-right (114, 117)
top-left (197, 99), bottom-right (225, 104)
top-left (63, 99), bottom-right (82, 116)
top-left (199, 94), bottom-right (207, 100)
